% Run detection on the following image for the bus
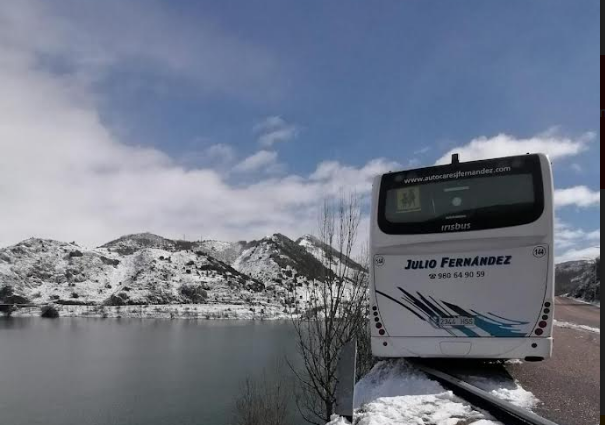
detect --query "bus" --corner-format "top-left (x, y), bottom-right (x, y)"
top-left (369, 153), bottom-right (554, 361)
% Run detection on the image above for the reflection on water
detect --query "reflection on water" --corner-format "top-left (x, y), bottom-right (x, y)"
top-left (0, 318), bottom-right (304, 425)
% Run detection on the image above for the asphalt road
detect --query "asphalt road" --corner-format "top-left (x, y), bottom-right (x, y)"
top-left (507, 297), bottom-right (600, 425)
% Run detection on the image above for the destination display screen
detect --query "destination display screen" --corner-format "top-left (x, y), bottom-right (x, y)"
top-left (377, 155), bottom-right (545, 234)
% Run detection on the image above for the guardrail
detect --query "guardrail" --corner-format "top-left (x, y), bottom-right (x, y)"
top-left (414, 362), bottom-right (561, 425)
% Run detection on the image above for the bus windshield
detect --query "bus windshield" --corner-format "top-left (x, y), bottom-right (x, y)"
top-left (378, 155), bottom-right (545, 234)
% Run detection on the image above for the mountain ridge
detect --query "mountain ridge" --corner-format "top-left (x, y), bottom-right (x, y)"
top-left (556, 258), bottom-right (600, 303)
top-left (3, 234), bottom-right (598, 313)
top-left (0, 232), bottom-right (362, 313)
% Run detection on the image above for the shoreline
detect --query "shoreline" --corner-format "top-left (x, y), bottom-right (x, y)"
top-left (9, 303), bottom-right (297, 321)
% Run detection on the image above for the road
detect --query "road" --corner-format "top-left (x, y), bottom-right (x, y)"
top-left (507, 297), bottom-right (600, 425)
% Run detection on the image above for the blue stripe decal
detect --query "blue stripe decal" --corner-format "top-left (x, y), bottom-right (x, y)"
top-left (376, 288), bottom-right (528, 337)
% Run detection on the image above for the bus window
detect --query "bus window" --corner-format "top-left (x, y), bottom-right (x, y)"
top-left (377, 155), bottom-right (545, 234)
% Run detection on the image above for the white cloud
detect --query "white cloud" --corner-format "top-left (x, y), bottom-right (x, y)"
top-left (554, 186), bottom-right (600, 209)
top-left (178, 143), bottom-right (236, 172)
top-left (413, 146), bottom-right (431, 155)
top-left (587, 230), bottom-right (601, 240)
top-left (406, 158), bottom-right (422, 168)
top-left (570, 163), bottom-right (584, 174)
top-left (435, 130), bottom-right (593, 165)
top-left (310, 158), bottom-right (401, 197)
top-left (557, 246), bottom-right (601, 264)
top-left (233, 150), bottom-right (279, 173)
top-left (0, 28), bottom-right (389, 248)
top-left (253, 116), bottom-right (288, 133)
top-left (555, 221), bottom-right (601, 263)
top-left (205, 144), bottom-right (236, 163)
top-left (0, 0), bottom-right (282, 99)
top-left (255, 116), bottom-right (299, 147)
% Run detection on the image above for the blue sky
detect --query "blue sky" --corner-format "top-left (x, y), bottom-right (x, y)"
top-left (0, 0), bottom-right (600, 262)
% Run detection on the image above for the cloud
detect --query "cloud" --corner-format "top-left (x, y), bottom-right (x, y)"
top-left (413, 146), bottom-right (431, 155)
top-left (178, 143), bottom-right (237, 172)
top-left (205, 144), bottom-right (236, 163)
top-left (233, 150), bottom-right (280, 173)
top-left (0, 0), bottom-right (282, 99)
top-left (255, 116), bottom-right (299, 147)
top-left (556, 246), bottom-right (601, 264)
top-left (406, 158), bottom-right (422, 168)
top-left (570, 163), bottom-right (584, 174)
top-left (555, 221), bottom-right (599, 248)
top-left (554, 186), bottom-right (600, 209)
top-left (310, 158), bottom-right (401, 197)
top-left (587, 230), bottom-right (601, 240)
top-left (0, 30), bottom-right (388, 248)
top-left (555, 221), bottom-right (600, 263)
top-left (435, 130), bottom-right (593, 165)
top-left (254, 116), bottom-right (288, 133)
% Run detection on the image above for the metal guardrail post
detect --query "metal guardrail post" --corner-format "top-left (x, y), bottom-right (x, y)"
top-left (334, 339), bottom-right (357, 422)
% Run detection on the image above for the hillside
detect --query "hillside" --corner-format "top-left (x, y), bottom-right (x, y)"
top-left (296, 235), bottom-right (366, 278)
top-left (233, 233), bottom-right (334, 287)
top-left (555, 258), bottom-right (600, 303)
top-left (101, 233), bottom-right (192, 255)
top-left (0, 233), bottom-right (364, 318)
top-left (198, 240), bottom-right (246, 264)
top-left (0, 237), bottom-right (263, 306)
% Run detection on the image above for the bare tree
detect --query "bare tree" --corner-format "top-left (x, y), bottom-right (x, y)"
top-left (233, 362), bottom-right (292, 425)
top-left (289, 194), bottom-right (372, 424)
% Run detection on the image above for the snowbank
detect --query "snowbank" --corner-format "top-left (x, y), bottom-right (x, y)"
top-left (460, 374), bottom-right (538, 411)
top-left (327, 415), bottom-right (351, 425)
top-left (328, 360), bottom-right (539, 425)
top-left (554, 320), bottom-right (600, 334)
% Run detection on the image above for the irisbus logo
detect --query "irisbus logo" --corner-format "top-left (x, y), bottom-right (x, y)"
top-left (441, 222), bottom-right (471, 232)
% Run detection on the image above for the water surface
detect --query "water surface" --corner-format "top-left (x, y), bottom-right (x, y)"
top-left (0, 318), bottom-right (305, 425)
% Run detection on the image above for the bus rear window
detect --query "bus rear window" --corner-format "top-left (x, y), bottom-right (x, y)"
top-left (377, 156), bottom-right (545, 234)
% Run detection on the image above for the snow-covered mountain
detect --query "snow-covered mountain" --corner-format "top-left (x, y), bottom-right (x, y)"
top-left (0, 233), bottom-right (364, 313)
top-left (296, 234), bottom-right (366, 278)
top-left (0, 237), bottom-right (264, 306)
top-left (101, 232), bottom-right (194, 255)
top-left (233, 233), bottom-right (332, 288)
top-left (197, 240), bottom-right (245, 264)
top-left (555, 258), bottom-right (600, 303)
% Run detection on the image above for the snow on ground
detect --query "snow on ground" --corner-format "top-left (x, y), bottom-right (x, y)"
top-left (327, 415), bottom-right (351, 425)
top-left (554, 320), bottom-right (600, 334)
top-left (460, 374), bottom-right (538, 411)
top-left (561, 295), bottom-right (600, 308)
top-left (328, 360), bottom-right (540, 425)
top-left (328, 360), bottom-right (502, 425)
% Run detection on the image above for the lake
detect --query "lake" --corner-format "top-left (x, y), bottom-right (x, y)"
top-left (0, 318), bottom-right (306, 425)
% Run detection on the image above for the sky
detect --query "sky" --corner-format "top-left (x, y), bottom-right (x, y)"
top-left (0, 0), bottom-right (600, 263)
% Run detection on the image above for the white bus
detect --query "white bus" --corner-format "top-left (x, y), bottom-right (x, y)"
top-left (370, 153), bottom-right (554, 361)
